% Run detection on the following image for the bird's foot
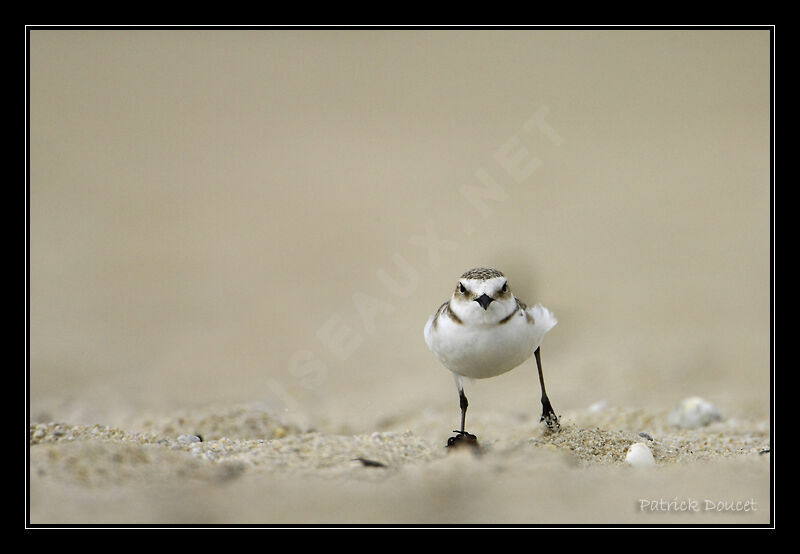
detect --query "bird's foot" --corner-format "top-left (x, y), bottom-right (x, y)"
top-left (540, 410), bottom-right (560, 432)
top-left (446, 430), bottom-right (479, 450)
top-left (540, 400), bottom-right (561, 432)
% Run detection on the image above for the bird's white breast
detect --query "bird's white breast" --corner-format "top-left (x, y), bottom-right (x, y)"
top-left (424, 302), bottom-right (557, 379)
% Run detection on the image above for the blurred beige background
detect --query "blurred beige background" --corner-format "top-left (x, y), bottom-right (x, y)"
top-left (29, 29), bottom-right (771, 434)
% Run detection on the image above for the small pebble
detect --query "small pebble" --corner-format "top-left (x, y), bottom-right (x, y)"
top-left (588, 400), bottom-right (610, 413)
top-left (625, 442), bottom-right (655, 468)
top-left (353, 458), bottom-right (387, 468)
top-left (177, 434), bottom-right (202, 444)
top-left (668, 397), bottom-right (723, 429)
top-left (638, 432), bottom-right (653, 441)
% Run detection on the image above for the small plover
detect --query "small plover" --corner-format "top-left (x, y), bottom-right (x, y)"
top-left (424, 267), bottom-right (560, 448)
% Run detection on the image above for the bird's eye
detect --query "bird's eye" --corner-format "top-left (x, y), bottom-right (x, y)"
top-left (501, 282), bottom-right (508, 293)
top-left (459, 283), bottom-right (466, 294)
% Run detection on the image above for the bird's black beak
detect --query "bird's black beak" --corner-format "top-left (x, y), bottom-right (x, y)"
top-left (475, 293), bottom-right (494, 310)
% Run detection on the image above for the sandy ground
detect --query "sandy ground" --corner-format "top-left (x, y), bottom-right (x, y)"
top-left (29, 402), bottom-right (771, 525)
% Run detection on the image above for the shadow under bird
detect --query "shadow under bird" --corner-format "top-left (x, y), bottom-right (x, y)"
top-left (424, 267), bottom-right (560, 448)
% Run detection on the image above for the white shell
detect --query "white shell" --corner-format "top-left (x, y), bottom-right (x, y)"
top-left (667, 397), bottom-right (723, 429)
top-left (588, 400), bottom-right (610, 413)
top-left (625, 442), bottom-right (655, 468)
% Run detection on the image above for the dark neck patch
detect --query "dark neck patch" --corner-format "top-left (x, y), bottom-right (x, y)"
top-left (432, 301), bottom-right (463, 329)
top-left (498, 307), bottom-right (519, 325)
top-left (498, 297), bottom-right (530, 325)
top-left (445, 302), bottom-right (463, 324)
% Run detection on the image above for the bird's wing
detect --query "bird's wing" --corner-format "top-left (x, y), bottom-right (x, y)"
top-left (525, 303), bottom-right (558, 346)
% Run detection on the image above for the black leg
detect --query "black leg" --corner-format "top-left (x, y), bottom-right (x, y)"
top-left (459, 388), bottom-right (468, 434)
top-left (446, 382), bottom-right (478, 449)
top-left (535, 346), bottom-right (560, 431)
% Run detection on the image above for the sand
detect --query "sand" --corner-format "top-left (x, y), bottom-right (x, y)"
top-left (28, 402), bottom-right (771, 525)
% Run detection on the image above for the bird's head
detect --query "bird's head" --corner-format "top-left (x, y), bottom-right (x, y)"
top-left (449, 267), bottom-right (517, 324)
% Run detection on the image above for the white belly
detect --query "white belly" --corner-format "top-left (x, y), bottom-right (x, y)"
top-left (424, 304), bottom-right (556, 379)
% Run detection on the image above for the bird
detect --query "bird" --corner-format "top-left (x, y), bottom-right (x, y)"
top-left (423, 267), bottom-right (560, 448)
